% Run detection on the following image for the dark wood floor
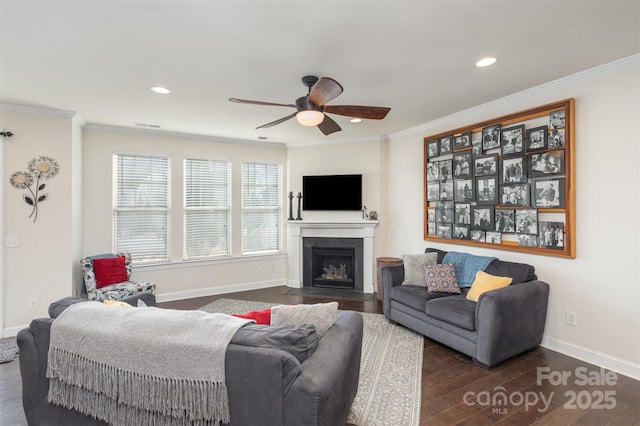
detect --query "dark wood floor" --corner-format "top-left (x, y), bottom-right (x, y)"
top-left (2, 286), bottom-right (639, 425)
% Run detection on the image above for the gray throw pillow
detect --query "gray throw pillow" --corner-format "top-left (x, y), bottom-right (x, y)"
top-left (232, 323), bottom-right (320, 363)
top-left (401, 252), bottom-right (438, 287)
top-left (271, 302), bottom-right (339, 337)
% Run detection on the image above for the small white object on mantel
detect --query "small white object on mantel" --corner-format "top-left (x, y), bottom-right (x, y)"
top-left (286, 220), bottom-right (379, 293)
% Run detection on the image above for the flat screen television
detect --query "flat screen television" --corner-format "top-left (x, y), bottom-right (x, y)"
top-left (302, 174), bottom-right (362, 211)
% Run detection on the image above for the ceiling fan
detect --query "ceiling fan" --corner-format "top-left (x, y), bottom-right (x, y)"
top-left (229, 76), bottom-right (391, 136)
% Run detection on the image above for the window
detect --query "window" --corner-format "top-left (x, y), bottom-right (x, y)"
top-left (184, 159), bottom-right (230, 259)
top-left (242, 162), bottom-right (281, 254)
top-left (113, 153), bottom-right (170, 264)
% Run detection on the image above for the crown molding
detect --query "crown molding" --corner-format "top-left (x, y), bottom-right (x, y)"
top-left (285, 134), bottom-right (387, 148)
top-left (84, 123), bottom-right (286, 149)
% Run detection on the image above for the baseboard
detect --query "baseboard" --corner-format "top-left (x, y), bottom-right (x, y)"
top-left (541, 335), bottom-right (640, 381)
top-left (155, 279), bottom-right (287, 303)
top-left (3, 325), bottom-right (26, 338)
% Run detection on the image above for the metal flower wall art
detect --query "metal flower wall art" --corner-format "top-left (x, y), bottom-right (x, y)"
top-left (10, 155), bottom-right (60, 222)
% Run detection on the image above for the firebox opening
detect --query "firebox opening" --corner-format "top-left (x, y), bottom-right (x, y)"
top-left (311, 248), bottom-right (355, 289)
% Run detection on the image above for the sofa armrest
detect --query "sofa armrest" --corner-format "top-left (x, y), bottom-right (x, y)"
top-left (475, 280), bottom-right (550, 367)
top-left (382, 264), bottom-right (404, 319)
top-left (284, 310), bottom-right (363, 426)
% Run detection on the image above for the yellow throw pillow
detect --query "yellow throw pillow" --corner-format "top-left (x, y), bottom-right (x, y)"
top-left (466, 271), bottom-right (513, 302)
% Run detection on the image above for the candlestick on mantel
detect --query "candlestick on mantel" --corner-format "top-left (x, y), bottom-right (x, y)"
top-left (288, 191), bottom-right (294, 220)
top-left (296, 192), bottom-right (303, 220)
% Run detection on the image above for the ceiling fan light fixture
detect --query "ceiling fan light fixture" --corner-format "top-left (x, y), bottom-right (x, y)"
top-left (296, 110), bottom-right (325, 127)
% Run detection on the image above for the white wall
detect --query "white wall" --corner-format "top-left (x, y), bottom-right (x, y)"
top-left (1, 107), bottom-right (81, 335)
top-left (82, 126), bottom-right (288, 300)
top-left (287, 137), bottom-right (389, 258)
top-left (386, 56), bottom-right (640, 379)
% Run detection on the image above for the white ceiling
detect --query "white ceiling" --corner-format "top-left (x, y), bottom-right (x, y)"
top-left (1, 1), bottom-right (638, 144)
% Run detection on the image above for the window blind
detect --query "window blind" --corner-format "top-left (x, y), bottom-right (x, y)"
top-left (113, 153), bottom-right (170, 263)
top-left (184, 159), bottom-right (230, 259)
top-left (242, 162), bottom-right (281, 254)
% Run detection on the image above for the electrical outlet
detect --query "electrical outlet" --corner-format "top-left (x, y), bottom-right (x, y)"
top-left (28, 298), bottom-right (38, 310)
top-left (4, 236), bottom-right (19, 248)
top-left (566, 310), bottom-right (577, 327)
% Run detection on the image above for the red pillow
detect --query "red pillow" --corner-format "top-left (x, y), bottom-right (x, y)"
top-left (93, 256), bottom-right (128, 288)
top-left (232, 308), bottom-right (272, 325)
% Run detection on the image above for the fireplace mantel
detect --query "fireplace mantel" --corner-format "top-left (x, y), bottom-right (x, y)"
top-left (287, 220), bottom-right (378, 293)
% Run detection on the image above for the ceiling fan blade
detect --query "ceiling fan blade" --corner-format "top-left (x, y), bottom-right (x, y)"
top-left (309, 77), bottom-right (343, 106)
top-left (317, 114), bottom-right (342, 135)
top-left (229, 98), bottom-right (296, 108)
top-left (255, 112), bottom-right (297, 129)
top-left (323, 105), bottom-right (391, 120)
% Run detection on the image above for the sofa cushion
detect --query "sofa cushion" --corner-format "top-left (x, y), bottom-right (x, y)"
top-left (48, 297), bottom-right (86, 318)
top-left (485, 260), bottom-right (536, 284)
top-left (425, 296), bottom-right (477, 331)
top-left (232, 323), bottom-right (320, 363)
top-left (401, 252), bottom-right (438, 286)
top-left (391, 285), bottom-right (453, 311)
top-left (466, 271), bottom-right (513, 302)
top-left (423, 263), bottom-right (461, 294)
top-left (271, 302), bottom-right (338, 337)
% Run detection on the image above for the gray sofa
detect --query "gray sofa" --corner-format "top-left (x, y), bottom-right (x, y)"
top-left (17, 294), bottom-right (363, 426)
top-left (382, 248), bottom-right (549, 367)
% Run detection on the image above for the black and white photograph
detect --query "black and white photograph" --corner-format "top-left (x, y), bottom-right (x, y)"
top-left (436, 201), bottom-right (454, 223)
top-left (455, 203), bottom-right (471, 224)
top-left (440, 136), bottom-right (452, 155)
top-left (437, 224), bottom-right (452, 239)
top-left (427, 138), bottom-right (440, 158)
top-left (439, 159), bottom-right (453, 181)
top-left (452, 151), bottom-right (472, 178)
top-left (470, 230), bottom-right (485, 242)
top-left (471, 206), bottom-right (494, 231)
top-left (428, 222), bottom-right (436, 235)
top-left (453, 131), bottom-right (472, 151)
top-left (532, 178), bottom-right (565, 208)
top-left (500, 183), bottom-right (530, 207)
top-left (516, 209), bottom-right (538, 235)
top-left (427, 181), bottom-right (439, 201)
top-left (482, 124), bottom-right (501, 150)
top-left (549, 109), bottom-right (565, 129)
top-left (501, 156), bottom-right (527, 183)
top-left (476, 176), bottom-right (498, 205)
top-left (525, 125), bottom-right (548, 152)
top-left (472, 138), bottom-right (483, 157)
top-left (495, 209), bottom-right (515, 233)
top-left (539, 221), bottom-right (565, 249)
top-left (486, 231), bottom-right (502, 244)
top-left (427, 208), bottom-right (436, 222)
top-left (454, 178), bottom-right (474, 203)
top-left (528, 150), bottom-right (565, 176)
top-left (518, 234), bottom-right (538, 247)
top-left (440, 180), bottom-right (454, 201)
top-left (549, 129), bottom-right (565, 149)
top-left (453, 224), bottom-right (470, 240)
top-left (474, 154), bottom-right (498, 176)
top-left (501, 124), bottom-right (524, 155)
top-left (427, 161), bottom-right (439, 181)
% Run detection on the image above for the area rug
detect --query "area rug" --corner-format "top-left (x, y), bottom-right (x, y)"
top-left (0, 337), bottom-right (19, 364)
top-left (199, 299), bottom-right (423, 426)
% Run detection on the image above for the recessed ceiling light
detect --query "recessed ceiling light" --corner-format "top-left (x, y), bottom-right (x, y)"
top-left (350, 118), bottom-right (362, 123)
top-left (476, 57), bottom-right (498, 67)
top-left (151, 86), bottom-right (171, 94)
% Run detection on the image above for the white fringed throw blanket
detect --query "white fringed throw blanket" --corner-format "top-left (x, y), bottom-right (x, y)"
top-left (46, 302), bottom-right (251, 426)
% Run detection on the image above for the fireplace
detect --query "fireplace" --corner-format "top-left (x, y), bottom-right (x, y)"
top-left (303, 237), bottom-right (363, 291)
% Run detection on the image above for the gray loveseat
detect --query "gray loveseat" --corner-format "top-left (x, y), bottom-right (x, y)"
top-left (382, 248), bottom-right (549, 367)
top-left (17, 294), bottom-right (363, 426)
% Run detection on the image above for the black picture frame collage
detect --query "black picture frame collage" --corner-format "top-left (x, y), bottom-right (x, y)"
top-left (426, 109), bottom-right (567, 250)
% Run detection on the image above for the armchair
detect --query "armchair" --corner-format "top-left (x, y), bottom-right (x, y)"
top-left (80, 252), bottom-right (156, 301)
